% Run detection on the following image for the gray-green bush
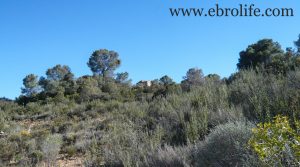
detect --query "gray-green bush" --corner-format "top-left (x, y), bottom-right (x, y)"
top-left (193, 121), bottom-right (259, 167)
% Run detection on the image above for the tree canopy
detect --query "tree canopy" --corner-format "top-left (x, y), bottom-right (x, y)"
top-left (21, 74), bottom-right (40, 97)
top-left (39, 65), bottom-right (76, 97)
top-left (295, 34), bottom-right (300, 53)
top-left (87, 49), bottom-right (121, 77)
top-left (45, 65), bottom-right (74, 81)
top-left (181, 68), bottom-right (204, 91)
top-left (159, 75), bottom-right (174, 86)
top-left (237, 39), bottom-right (284, 70)
top-left (116, 72), bottom-right (131, 84)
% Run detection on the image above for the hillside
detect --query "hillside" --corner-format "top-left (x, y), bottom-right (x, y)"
top-left (1, 37), bottom-right (300, 166)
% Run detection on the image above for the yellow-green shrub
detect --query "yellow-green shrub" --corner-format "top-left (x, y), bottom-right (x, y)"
top-left (249, 115), bottom-right (300, 166)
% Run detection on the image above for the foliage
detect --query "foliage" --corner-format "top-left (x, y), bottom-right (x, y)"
top-left (295, 34), bottom-right (300, 53)
top-left (21, 74), bottom-right (40, 97)
top-left (194, 121), bottom-right (259, 167)
top-left (2, 35), bottom-right (300, 166)
top-left (87, 49), bottom-right (121, 77)
top-left (42, 134), bottom-right (63, 166)
top-left (40, 64), bottom-right (76, 97)
top-left (181, 68), bottom-right (204, 91)
top-left (116, 72), bottom-right (131, 85)
top-left (237, 39), bottom-right (284, 70)
top-left (143, 145), bottom-right (192, 167)
top-left (159, 75), bottom-right (175, 86)
top-left (237, 39), bottom-right (300, 75)
top-left (249, 115), bottom-right (300, 166)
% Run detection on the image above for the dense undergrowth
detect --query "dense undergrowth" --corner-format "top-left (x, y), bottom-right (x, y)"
top-left (1, 37), bottom-right (300, 166)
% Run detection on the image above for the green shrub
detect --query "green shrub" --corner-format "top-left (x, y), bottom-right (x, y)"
top-left (30, 150), bottom-right (43, 166)
top-left (142, 145), bottom-right (192, 167)
top-left (0, 138), bottom-right (15, 164)
top-left (194, 121), bottom-right (259, 167)
top-left (0, 109), bottom-right (7, 131)
top-left (229, 70), bottom-right (282, 122)
top-left (249, 115), bottom-right (300, 166)
top-left (26, 102), bottom-right (43, 115)
top-left (66, 145), bottom-right (77, 157)
top-left (42, 134), bottom-right (62, 166)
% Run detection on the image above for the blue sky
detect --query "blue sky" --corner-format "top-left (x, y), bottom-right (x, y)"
top-left (0, 0), bottom-right (299, 99)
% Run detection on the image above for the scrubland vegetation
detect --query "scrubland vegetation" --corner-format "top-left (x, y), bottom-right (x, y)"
top-left (1, 36), bottom-right (300, 166)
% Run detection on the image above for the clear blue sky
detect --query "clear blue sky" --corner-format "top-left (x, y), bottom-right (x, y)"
top-left (0, 0), bottom-right (299, 99)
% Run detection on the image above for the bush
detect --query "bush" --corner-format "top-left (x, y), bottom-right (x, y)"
top-left (194, 121), bottom-right (259, 167)
top-left (42, 134), bottom-right (62, 166)
top-left (229, 69), bottom-right (284, 122)
top-left (0, 138), bottom-right (15, 164)
top-left (142, 145), bottom-right (192, 167)
top-left (249, 115), bottom-right (300, 166)
top-left (0, 109), bottom-right (8, 131)
top-left (25, 102), bottom-right (43, 115)
top-left (30, 150), bottom-right (43, 166)
top-left (66, 145), bottom-right (77, 157)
